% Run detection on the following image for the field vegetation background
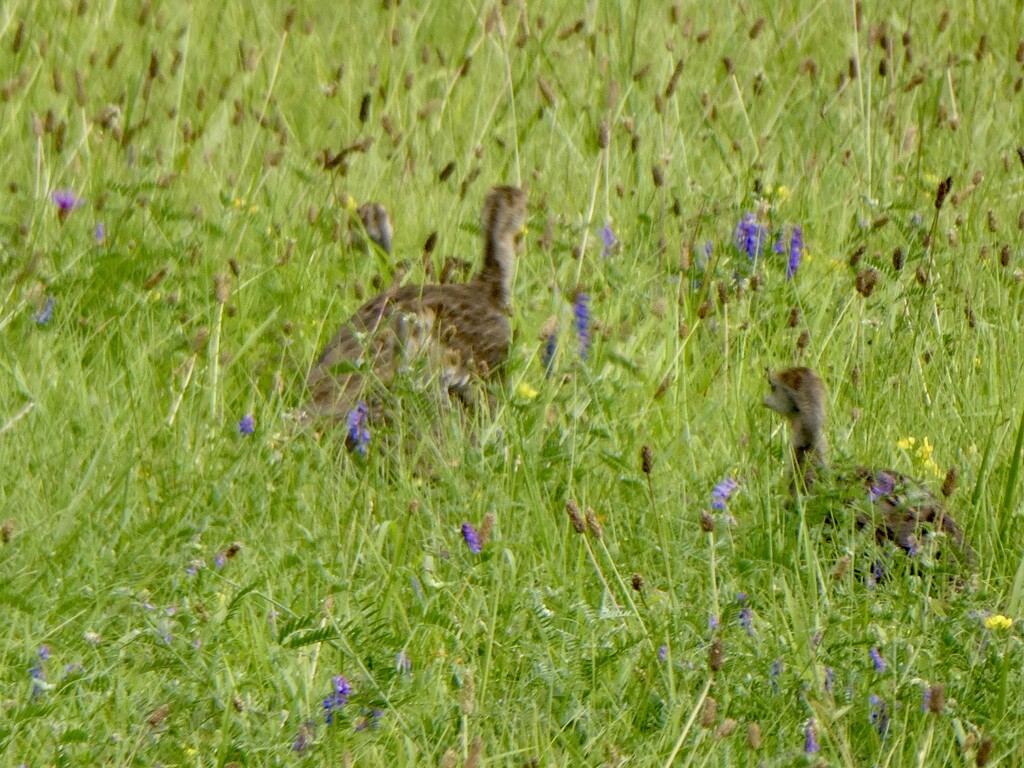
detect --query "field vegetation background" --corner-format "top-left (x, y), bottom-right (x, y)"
top-left (1, 0), bottom-right (1024, 765)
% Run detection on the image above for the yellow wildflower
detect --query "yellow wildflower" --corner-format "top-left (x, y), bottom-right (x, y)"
top-left (345, 194), bottom-right (358, 211)
top-left (232, 198), bottom-right (244, 208)
top-left (775, 185), bottom-right (790, 203)
top-left (516, 381), bottom-right (539, 400)
top-left (897, 437), bottom-right (916, 450)
top-left (984, 614), bottom-right (1013, 631)
top-left (248, 204), bottom-right (260, 214)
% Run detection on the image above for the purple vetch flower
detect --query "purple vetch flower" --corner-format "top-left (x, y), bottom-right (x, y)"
top-left (94, 222), bottom-right (106, 243)
top-left (323, 675), bottom-right (352, 725)
top-left (870, 646), bottom-right (887, 674)
top-left (739, 605), bottom-right (754, 636)
top-left (542, 332), bottom-right (556, 376)
top-left (921, 687), bottom-right (932, 713)
top-left (658, 645), bottom-right (668, 662)
top-left (214, 552), bottom-right (227, 569)
top-left (34, 295), bottom-right (55, 325)
top-left (238, 413), bottom-right (255, 436)
top-left (786, 226), bottom-right (803, 280)
top-left (710, 476), bottom-right (739, 510)
top-left (824, 666), bottom-right (834, 693)
top-left (461, 522), bottom-right (482, 554)
top-left (770, 658), bottom-right (783, 692)
top-left (38, 645), bottom-right (50, 661)
top-left (869, 471), bottom-right (895, 501)
top-left (52, 188), bottom-right (83, 221)
top-left (804, 719), bottom-right (820, 753)
top-left (186, 559), bottom-right (204, 575)
top-left (62, 663), bottom-right (85, 678)
top-left (772, 235), bottom-right (786, 255)
top-left (734, 213), bottom-right (767, 261)
top-left (292, 719), bottom-right (315, 753)
top-left (708, 614), bottom-right (719, 631)
top-left (869, 694), bottom-right (889, 736)
top-left (599, 223), bottom-right (617, 257)
top-left (574, 292), bottom-right (590, 360)
top-left (355, 707), bottom-right (385, 731)
top-left (346, 402), bottom-right (371, 455)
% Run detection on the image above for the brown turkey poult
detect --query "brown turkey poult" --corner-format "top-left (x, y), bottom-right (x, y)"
top-left (303, 185), bottom-right (528, 422)
top-left (352, 202), bottom-right (393, 255)
top-left (763, 366), bottom-right (974, 564)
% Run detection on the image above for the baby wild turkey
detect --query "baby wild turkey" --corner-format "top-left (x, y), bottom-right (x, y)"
top-left (303, 185), bottom-right (528, 422)
top-left (763, 366), bottom-right (973, 564)
top-left (352, 202), bottom-right (393, 255)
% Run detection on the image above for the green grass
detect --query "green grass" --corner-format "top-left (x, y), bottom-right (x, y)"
top-left (2, 0), bottom-right (1024, 765)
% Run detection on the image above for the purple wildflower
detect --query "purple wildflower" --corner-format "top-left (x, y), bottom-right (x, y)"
top-left (658, 645), bottom-right (668, 662)
top-left (921, 687), bottom-right (932, 713)
top-left (710, 476), bottom-right (739, 510)
top-left (293, 720), bottom-right (315, 753)
top-left (461, 522), bottom-right (482, 554)
top-left (38, 645), bottom-right (50, 661)
top-left (542, 332), bottom-right (556, 376)
top-left (708, 614), bottom-right (719, 631)
top-left (804, 719), bottom-right (820, 753)
top-left (773, 235), bottom-right (786, 255)
top-left (599, 223), bottom-right (617, 257)
top-left (786, 226), bottom-right (803, 280)
top-left (734, 213), bottom-right (767, 261)
top-left (34, 295), bottom-right (55, 325)
top-left (323, 675), bottom-right (352, 725)
top-left (870, 646), bottom-right (887, 674)
top-left (52, 188), bottom-right (83, 221)
top-left (739, 605), bottom-right (754, 635)
top-left (238, 413), bottom-right (255, 436)
top-left (770, 658), bottom-right (783, 692)
top-left (345, 402), bottom-right (371, 455)
top-left (94, 222), bottom-right (106, 243)
top-left (214, 552), bottom-right (227, 569)
top-left (355, 707), bottom-right (385, 731)
top-left (824, 667), bottom-right (834, 694)
top-left (574, 292), bottom-right (590, 360)
top-left (63, 663), bottom-right (85, 678)
top-left (869, 472), bottom-right (895, 501)
top-left (869, 694), bottom-right (889, 736)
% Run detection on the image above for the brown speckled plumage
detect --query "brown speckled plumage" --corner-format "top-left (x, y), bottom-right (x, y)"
top-left (764, 366), bottom-right (973, 563)
top-left (303, 185), bottom-right (527, 421)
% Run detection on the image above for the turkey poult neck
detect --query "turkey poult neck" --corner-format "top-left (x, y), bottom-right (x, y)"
top-left (475, 228), bottom-right (516, 312)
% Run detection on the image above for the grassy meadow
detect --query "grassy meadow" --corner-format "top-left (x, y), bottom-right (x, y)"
top-left (3, 0), bottom-right (1024, 764)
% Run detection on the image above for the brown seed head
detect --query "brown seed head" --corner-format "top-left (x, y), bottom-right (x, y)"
top-left (631, 573), bottom-right (644, 591)
top-left (892, 247), bottom-right (904, 270)
top-left (1, 518), bottom-right (14, 544)
top-left (715, 718), bottom-right (738, 739)
top-left (746, 722), bottom-right (762, 749)
top-left (787, 306), bottom-right (800, 327)
top-left (701, 696), bottom-right (718, 727)
top-left (927, 682), bottom-right (946, 714)
top-left (585, 507), bottom-right (603, 539)
top-left (566, 500), bottom-right (585, 533)
top-left (941, 466), bottom-right (959, 497)
top-left (709, 637), bottom-right (725, 671)
top-left (935, 175), bottom-right (953, 210)
top-left (213, 273), bottom-right (231, 304)
top-left (479, 512), bottom-right (496, 547)
top-left (147, 704), bottom-right (170, 727)
top-left (641, 444), bottom-right (654, 475)
top-left (699, 510), bottom-right (715, 533)
top-left (855, 267), bottom-right (880, 297)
